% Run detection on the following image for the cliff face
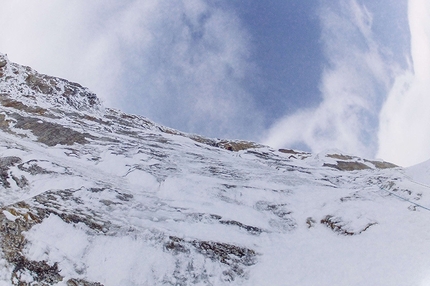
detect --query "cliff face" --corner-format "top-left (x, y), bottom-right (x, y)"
top-left (1, 53), bottom-right (430, 285)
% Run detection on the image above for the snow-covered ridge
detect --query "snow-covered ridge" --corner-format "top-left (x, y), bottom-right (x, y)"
top-left (0, 52), bottom-right (262, 152)
top-left (0, 53), bottom-right (100, 113)
top-left (1, 53), bottom-right (430, 285)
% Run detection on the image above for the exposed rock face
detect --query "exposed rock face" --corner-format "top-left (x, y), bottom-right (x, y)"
top-left (0, 58), bottom-right (6, 68)
top-left (0, 52), bottom-right (429, 285)
top-left (0, 156), bottom-right (22, 188)
top-left (0, 203), bottom-right (63, 285)
top-left (322, 153), bottom-right (398, 171)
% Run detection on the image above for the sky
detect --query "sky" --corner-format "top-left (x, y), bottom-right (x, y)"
top-left (0, 0), bottom-right (429, 167)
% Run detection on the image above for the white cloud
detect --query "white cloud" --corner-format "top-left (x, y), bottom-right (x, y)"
top-left (0, 0), bottom-right (125, 106)
top-left (263, 0), bottom-right (392, 158)
top-left (377, 0), bottom-right (430, 166)
top-left (0, 0), bottom-right (263, 140)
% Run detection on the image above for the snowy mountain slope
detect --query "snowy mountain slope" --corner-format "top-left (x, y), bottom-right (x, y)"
top-left (1, 52), bottom-right (430, 285)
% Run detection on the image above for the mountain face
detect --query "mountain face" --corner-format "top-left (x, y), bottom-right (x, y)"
top-left (1, 52), bottom-right (430, 286)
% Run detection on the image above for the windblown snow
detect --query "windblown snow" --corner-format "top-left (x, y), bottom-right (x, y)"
top-left (1, 52), bottom-right (430, 285)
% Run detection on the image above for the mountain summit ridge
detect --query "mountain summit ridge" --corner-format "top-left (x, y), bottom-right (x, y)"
top-left (1, 53), bottom-right (430, 285)
top-left (0, 53), bottom-right (100, 113)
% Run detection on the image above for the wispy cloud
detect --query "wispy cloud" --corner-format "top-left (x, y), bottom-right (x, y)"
top-left (377, 0), bottom-right (430, 166)
top-left (263, 0), bottom-right (396, 158)
top-left (0, 0), bottom-right (263, 140)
